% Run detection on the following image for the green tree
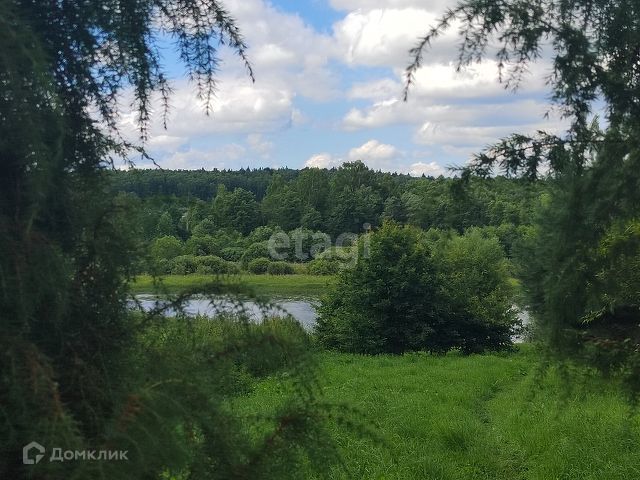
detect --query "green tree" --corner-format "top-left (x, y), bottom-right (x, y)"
top-left (261, 174), bottom-right (303, 230)
top-left (407, 0), bottom-right (640, 393)
top-left (0, 1), bottom-right (338, 478)
top-left (151, 235), bottom-right (184, 261)
top-left (316, 223), bottom-right (516, 354)
top-left (156, 211), bottom-right (177, 237)
top-left (212, 185), bottom-right (261, 234)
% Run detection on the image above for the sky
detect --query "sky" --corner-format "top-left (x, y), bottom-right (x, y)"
top-left (121, 0), bottom-right (568, 176)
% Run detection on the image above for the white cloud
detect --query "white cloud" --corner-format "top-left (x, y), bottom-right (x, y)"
top-left (223, 0), bottom-right (339, 101)
top-left (246, 133), bottom-right (274, 156)
top-left (304, 153), bottom-right (338, 169)
top-left (348, 78), bottom-right (401, 100)
top-left (147, 134), bottom-right (187, 151)
top-left (306, 139), bottom-right (449, 176)
top-left (153, 144), bottom-right (246, 170)
top-left (330, 0), bottom-right (454, 12)
top-left (334, 8), bottom-right (449, 68)
top-left (408, 161), bottom-right (446, 177)
top-left (118, 79), bottom-right (295, 139)
top-left (348, 139), bottom-right (398, 161)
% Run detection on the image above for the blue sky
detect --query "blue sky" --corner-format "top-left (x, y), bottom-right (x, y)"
top-left (122, 0), bottom-right (567, 175)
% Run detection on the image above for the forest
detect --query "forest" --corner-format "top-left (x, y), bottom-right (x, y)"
top-left (2, 0), bottom-right (640, 479)
top-left (109, 165), bottom-right (543, 276)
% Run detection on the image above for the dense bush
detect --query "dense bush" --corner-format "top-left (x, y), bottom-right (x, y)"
top-left (195, 255), bottom-right (239, 275)
top-left (248, 257), bottom-right (271, 274)
top-left (151, 235), bottom-right (184, 260)
top-left (169, 255), bottom-right (199, 275)
top-left (267, 261), bottom-right (295, 275)
top-left (316, 223), bottom-right (517, 354)
top-left (185, 235), bottom-right (221, 256)
top-left (308, 258), bottom-right (341, 275)
top-left (220, 246), bottom-right (245, 262)
top-left (241, 241), bottom-right (270, 267)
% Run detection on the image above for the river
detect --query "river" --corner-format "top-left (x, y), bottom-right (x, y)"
top-left (134, 295), bottom-right (530, 341)
top-left (134, 294), bottom-right (318, 330)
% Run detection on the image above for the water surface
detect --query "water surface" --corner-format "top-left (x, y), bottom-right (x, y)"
top-left (134, 294), bottom-right (318, 330)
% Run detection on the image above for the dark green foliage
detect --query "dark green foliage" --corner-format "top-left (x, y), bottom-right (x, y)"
top-left (79, 314), bottom-right (337, 480)
top-left (407, 0), bottom-right (640, 396)
top-left (248, 257), bottom-right (272, 274)
top-left (192, 218), bottom-right (218, 237)
top-left (427, 228), bottom-right (517, 352)
top-left (0, 0), bottom-right (342, 477)
top-left (195, 255), bottom-right (239, 275)
top-left (267, 261), bottom-right (295, 275)
top-left (221, 246), bottom-right (245, 262)
top-left (261, 174), bottom-right (304, 230)
top-left (316, 223), bottom-right (517, 354)
top-left (241, 241), bottom-right (271, 268)
top-left (212, 185), bottom-right (261, 235)
top-left (156, 211), bottom-right (177, 237)
top-left (112, 165), bottom-right (544, 259)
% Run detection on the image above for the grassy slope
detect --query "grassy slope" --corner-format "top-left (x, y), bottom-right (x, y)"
top-left (130, 274), bottom-right (336, 297)
top-left (240, 347), bottom-right (640, 479)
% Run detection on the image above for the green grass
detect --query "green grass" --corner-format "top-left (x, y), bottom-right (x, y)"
top-left (239, 346), bottom-right (640, 479)
top-left (130, 273), bottom-right (336, 297)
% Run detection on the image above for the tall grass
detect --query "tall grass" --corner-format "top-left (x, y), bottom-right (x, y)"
top-left (238, 346), bottom-right (640, 479)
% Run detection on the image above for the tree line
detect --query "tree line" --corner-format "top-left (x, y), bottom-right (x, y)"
top-left (110, 162), bottom-right (546, 276)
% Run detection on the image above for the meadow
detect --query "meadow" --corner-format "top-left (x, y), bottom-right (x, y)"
top-left (238, 346), bottom-right (640, 480)
top-left (131, 273), bottom-right (336, 296)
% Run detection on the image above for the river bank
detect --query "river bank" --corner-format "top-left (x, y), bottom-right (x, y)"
top-left (130, 274), bottom-right (336, 297)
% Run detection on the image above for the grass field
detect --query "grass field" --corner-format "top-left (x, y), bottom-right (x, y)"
top-left (239, 346), bottom-right (640, 479)
top-left (130, 274), bottom-right (336, 297)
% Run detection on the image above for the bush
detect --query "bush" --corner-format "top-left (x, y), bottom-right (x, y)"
top-left (194, 255), bottom-right (239, 275)
top-left (151, 235), bottom-right (184, 261)
top-left (185, 235), bottom-right (220, 256)
top-left (186, 230), bottom-right (244, 256)
top-left (220, 246), bottom-right (245, 262)
top-left (248, 257), bottom-right (271, 274)
top-left (241, 241), bottom-right (270, 267)
top-left (267, 261), bottom-right (295, 275)
top-left (308, 258), bottom-right (341, 275)
top-left (316, 222), bottom-right (517, 354)
top-left (169, 255), bottom-right (198, 275)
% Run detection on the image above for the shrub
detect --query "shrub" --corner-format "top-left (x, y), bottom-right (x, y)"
top-left (220, 246), bottom-right (245, 262)
top-left (247, 225), bottom-right (280, 244)
top-left (316, 222), bottom-right (517, 354)
top-left (169, 255), bottom-right (198, 275)
top-left (186, 230), bottom-right (244, 256)
top-left (151, 235), bottom-right (184, 261)
top-left (248, 257), bottom-right (271, 274)
top-left (315, 245), bottom-right (357, 266)
top-left (185, 235), bottom-right (220, 256)
top-left (194, 255), bottom-right (239, 275)
top-left (241, 241), bottom-right (270, 267)
top-left (267, 261), bottom-right (294, 275)
top-left (308, 258), bottom-right (341, 275)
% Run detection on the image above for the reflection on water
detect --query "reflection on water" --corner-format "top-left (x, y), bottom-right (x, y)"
top-left (133, 295), bottom-right (318, 330)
